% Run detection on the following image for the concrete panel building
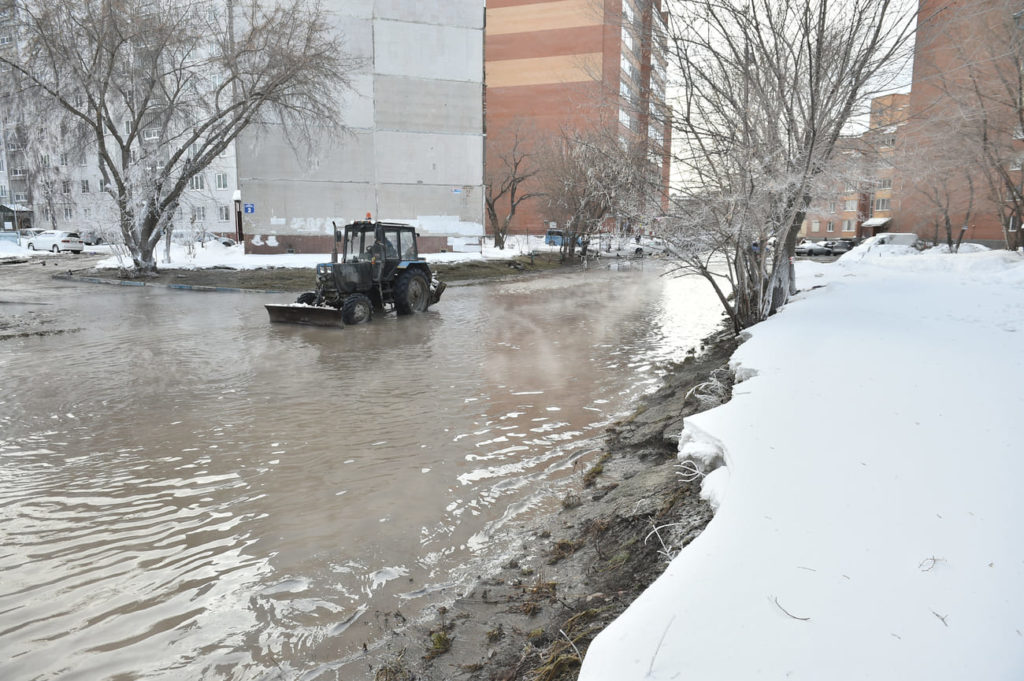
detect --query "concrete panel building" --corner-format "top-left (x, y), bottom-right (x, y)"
top-left (238, 0), bottom-right (486, 254)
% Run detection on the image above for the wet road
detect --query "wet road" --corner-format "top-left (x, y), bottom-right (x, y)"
top-left (0, 259), bottom-right (722, 679)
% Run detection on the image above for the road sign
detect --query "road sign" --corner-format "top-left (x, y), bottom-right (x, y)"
top-left (243, 203), bottom-right (255, 214)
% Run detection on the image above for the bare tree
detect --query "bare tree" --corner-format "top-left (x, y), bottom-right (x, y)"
top-left (660, 0), bottom-right (914, 332)
top-left (899, 117), bottom-right (977, 250)
top-left (485, 127), bottom-right (542, 249)
top-left (0, 0), bottom-right (357, 273)
top-left (538, 125), bottom-right (658, 262)
top-left (915, 0), bottom-right (1024, 251)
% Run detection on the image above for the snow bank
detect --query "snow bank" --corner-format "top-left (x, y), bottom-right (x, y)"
top-left (0, 239), bottom-right (29, 255)
top-left (91, 237), bottom-right (558, 270)
top-left (578, 249), bottom-right (1024, 680)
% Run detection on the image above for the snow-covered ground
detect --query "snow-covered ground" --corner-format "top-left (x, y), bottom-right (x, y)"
top-left (83, 235), bottom-right (566, 270)
top-left (579, 243), bottom-right (1024, 679)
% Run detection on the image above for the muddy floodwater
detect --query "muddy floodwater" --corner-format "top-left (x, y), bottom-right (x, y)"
top-left (0, 264), bottom-right (722, 679)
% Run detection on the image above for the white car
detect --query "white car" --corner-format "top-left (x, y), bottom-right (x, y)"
top-left (26, 230), bottom-right (85, 254)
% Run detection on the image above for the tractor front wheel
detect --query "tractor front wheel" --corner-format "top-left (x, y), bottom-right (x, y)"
top-left (394, 270), bottom-right (430, 315)
top-left (296, 291), bottom-right (317, 305)
top-left (342, 293), bottom-right (373, 325)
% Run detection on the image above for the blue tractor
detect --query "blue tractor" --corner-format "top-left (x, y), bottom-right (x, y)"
top-left (266, 220), bottom-right (445, 327)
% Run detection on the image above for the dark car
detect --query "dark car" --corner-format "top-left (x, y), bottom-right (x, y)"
top-left (827, 239), bottom-right (857, 254)
top-left (794, 240), bottom-right (832, 256)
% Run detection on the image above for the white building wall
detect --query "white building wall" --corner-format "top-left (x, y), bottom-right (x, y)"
top-left (236, 0), bottom-right (486, 251)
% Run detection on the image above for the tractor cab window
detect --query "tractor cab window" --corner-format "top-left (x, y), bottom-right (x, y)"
top-left (381, 228), bottom-right (400, 259)
top-left (401, 232), bottom-right (417, 260)
top-left (345, 229), bottom-right (374, 261)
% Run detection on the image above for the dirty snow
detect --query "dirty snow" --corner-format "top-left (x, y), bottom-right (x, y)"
top-left (579, 243), bottom-right (1024, 680)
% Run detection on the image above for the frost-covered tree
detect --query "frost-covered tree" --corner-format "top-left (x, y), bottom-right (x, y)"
top-left (540, 124), bottom-right (665, 261)
top-left (0, 0), bottom-right (357, 273)
top-left (660, 0), bottom-right (914, 332)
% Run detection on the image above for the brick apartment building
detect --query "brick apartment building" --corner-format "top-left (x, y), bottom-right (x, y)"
top-left (894, 0), bottom-right (1024, 247)
top-left (800, 93), bottom-right (910, 241)
top-left (485, 0), bottom-right (672, 236)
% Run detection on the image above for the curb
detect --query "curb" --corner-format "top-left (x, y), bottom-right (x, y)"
top-left (51, 273), bottom-right (285, 294)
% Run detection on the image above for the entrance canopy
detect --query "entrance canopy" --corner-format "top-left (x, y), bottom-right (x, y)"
top-left (861, 217), bottom-right (891, 229)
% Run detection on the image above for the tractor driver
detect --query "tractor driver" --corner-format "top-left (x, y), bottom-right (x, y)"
top-left (365, 236), bottom-right (398, 261)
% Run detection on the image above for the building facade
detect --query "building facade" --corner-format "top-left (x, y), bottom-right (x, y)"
top-left (800, 93), bottom-right (910, 241)
top-left (485, 0), bottom-right (672, 236)
top-left (238, 1), bottom-right (487, 254)
top-left (1, 1), bottom-right (487, 254)
top-left (893, 0), bottom-right (1024, 247)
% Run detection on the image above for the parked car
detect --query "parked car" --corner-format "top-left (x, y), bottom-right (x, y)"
top-left (80, 230), bottom-right (109, 245)
top-left (26, 230), bottom-right (84, 253)
top-left (18, 228), bottom-right (44, 245)
top-left (794, 240), bottom-right (832, 256)
top-left (826, 239), bottom-right (857, 254)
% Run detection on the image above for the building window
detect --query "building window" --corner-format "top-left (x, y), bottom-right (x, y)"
top-left (828, 201), bottom-right (836, 213)
top-left (189, 174), bottom-right (205, 190)
top-left (63, 207), bottom-right (73, 220)
top-left (143, 128), bottom-right (159, 141)
top-left (215, 172), bottom-right (228, 190)
top-left (844, 199), bottom-right (858, 211)
top-left (11, 167), bottom-right (25, 177)
top-left (618, 25), bottom-right (634, 53)
top-left (14, 192), bottom-right (27, 202)
top-left (81, 179), bottom-right (90, 193)
top-left (124, 120), bottom-right (131, 136)
top-left (0, 35), bottom-right (12, 46)
top-left (62, 180), bottom-right (71, 194)
top-left (881, 135), bottom-right (896, 147)
top-left (842, 220), bottom-right (855, 232)
top-left (59, 153), bottom-right (68, 166)
top-left (0, 185), bottom-right (7, 198)
top-left (192, 206), bottom-right (206, 221)
top-left (874, 198), bottom-right (891, 212)
top-left (619, 108), bottom-right (631, 129)
top-left (878, 177), bottom-right (893, 189)
top-left (218, 205), bottom-right (231, 222)
top-left (826, 221), bottom-right (834, 233)
top-left (811, 220), bottom-right (820, 233)
top-left (622, 0), bottom-right (635, 24)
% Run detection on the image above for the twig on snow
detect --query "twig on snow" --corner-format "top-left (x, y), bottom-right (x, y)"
top-left (919, 556), bottom-right (945, 572)
top-left (772, 596), bottom-right (811, 621)
top-left (932, 610), bottom-right (949, 627)
top-left (647, 615), bottom-right (676, 677)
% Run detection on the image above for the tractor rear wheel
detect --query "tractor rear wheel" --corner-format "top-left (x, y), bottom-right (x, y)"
top-left (296, 291), bottom-right (317, 305)
top-left (341, 293), bottom-right (373, 324)
top-left (394, 270), bottom-right (430, 315)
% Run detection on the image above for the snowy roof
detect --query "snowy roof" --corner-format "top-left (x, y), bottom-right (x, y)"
top-left (861, 217), bottom-right (891, 227)
top-left (0, 204), bottom-right (33, 213)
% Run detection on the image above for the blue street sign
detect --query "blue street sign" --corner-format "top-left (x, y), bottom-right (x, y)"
top-left (243, 203), bottom-right (255, 214)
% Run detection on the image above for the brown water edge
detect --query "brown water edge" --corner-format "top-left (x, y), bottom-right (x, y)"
top-left (349, 328), bottom-right (741, 681)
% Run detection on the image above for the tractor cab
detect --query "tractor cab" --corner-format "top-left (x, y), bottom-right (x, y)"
top-left (268, 218), bottom-right (444, 327)
top-left (341, 221), bottom-right (420, 283)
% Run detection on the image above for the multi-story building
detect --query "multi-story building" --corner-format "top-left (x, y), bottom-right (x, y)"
top-left (1, 1), bottom-right (487, 254)
top-left (800, 93), bottom-right (910, 241)
top-left (239, 1), bottom-right (486, 254)
top-left (485, 0), bottom-right (672, 236)
top-left (894, 0), bottom-right (1023, 247)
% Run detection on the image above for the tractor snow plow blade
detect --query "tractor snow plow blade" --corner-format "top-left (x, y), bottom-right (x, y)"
top-left (265, 304), bottom-right (343, 328)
